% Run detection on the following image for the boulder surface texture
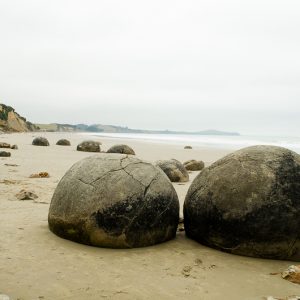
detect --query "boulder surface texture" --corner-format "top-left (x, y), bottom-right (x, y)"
top-left (107, 144), bottom-right (135, 155)
top-left (184, 145), bottom-right (300, 260)
top-left (77, 140), bottom-right (100, 152)
top-left (56, 139), bottom-right (71, 146)
top-left (32, 137), bottom-right (49, 146)
top-left (48, 154), bottom-right (180, 248)
top-left (184, 160), bottom-right (205, 171)
top-left (156, 159), bottom-right (189, 182)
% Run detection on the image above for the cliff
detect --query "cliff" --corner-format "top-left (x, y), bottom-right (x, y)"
top-left (0, 103), bottom-right (38, 132)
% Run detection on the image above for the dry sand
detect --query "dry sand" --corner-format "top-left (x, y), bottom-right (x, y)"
top-left (0, 132), bottom-right (299, 300)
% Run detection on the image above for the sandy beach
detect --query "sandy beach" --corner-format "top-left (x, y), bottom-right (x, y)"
top-left (0, 132), bottom-right (299, 300)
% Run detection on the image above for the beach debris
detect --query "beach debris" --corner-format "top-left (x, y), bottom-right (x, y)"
top-left (183, 159), bottom-right (205, 171)
top-left (29, 172), bottom-right (50, 178)
top-left (0, 151), bottom-right (11, 157)
top-left (107, 144), bottom-right (135, 155)
top-left (155, 159), bottom-right (189, 182)
top-left (0, 142), bottom-right (11, 148)
top-left (177, 217), bottom-right (185, 232)
top-left (32, 137), bottom-right (49, 146)
top-left (10, 144), bottom-right (18, 149)
top-left (184, 146), bottom-right (192, 149)
top-left (4, 163), bottom-right (19, 167)
top-left (77, 140), bottom-right (101, 152)
top-left (48, 155), bottom-right (179, 248)
top-left (15, 189), bottom-right (38, 200)
top-left (184, 145), bottom-right (300, 260)
top-left (182, 265), bottom-right (192, 277)
top-left (56, 139), bottom-right (71, 146)
top-left (282, 265), bottom-right (300, 285)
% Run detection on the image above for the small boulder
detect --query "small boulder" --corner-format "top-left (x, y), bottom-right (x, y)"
top-left (184, 146), bottom-right (192, 149)
top-left (16, 189), bottom-right (38, 200)
top-left (48, 154), bottom-right (180, 248)
top-left (0, 151), bottom-right (11, 157)
top-left (107, 144), bottom-right (135, 155)
top-left (10, 144), bottom-right (18, 149)
top-left (32, 137), bottom-right (50, 146)
top-left (184, 145), bottom-right (300, 260)
top-left (56, 139), bottom-right (71, 146)
top-left (77, 140), bottom-right (101, 152)
top-left (155, 159), bottom-right (189, 182)
top-left (0, 142), bottom-right (11, 148)
top-left (184, 160), bottom-right (205, 171)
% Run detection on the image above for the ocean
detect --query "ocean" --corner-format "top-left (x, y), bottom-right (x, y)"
top-left (83, 132), bottom-right (300, 153)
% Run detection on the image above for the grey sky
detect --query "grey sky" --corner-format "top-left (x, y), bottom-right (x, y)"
top-left (0, 0), bottom-right (299, 135)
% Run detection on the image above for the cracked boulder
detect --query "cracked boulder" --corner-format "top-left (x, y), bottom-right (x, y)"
top-left (77, 140), bottom-right (101, 152)
top-left (106, 144), bottom-right (135, 155)
top-left (155, 159), bottom-right (189, 182)
top-left (48, 154), bottom-right (180, 248)
top-left (184, 145), bottom-right (300, 260)
top-left (32, 137), bottom-right (49, 146)
top-left (56, 139), bottom-right (71, 146)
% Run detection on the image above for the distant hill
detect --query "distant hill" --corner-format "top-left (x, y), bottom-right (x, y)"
top-left (0, 103), bottom-right (38, 132)
top-left (37, 123), bottom-right (240, 136)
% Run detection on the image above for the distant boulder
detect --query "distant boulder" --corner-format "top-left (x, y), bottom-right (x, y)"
top-left (184, 146), bottom-right (192, 149)
top-left (32, 137), bottom-right (49, 146)
top-left (184, 145), bottom-right (300, 260)
top-left (77, 140), bottom-right (101, 152)
top-left (183, 160), bottom-right (205, 171)
top-left (0, 151), bottom-right (11, 157)
top-left (56, 139), bottom-right (71, 146)
top-left (0, 142), bottom-right (11, 148)
top-left (107, 144), bottom-right (135, 155)
top-left (156, 159), bottom-right (189, 182)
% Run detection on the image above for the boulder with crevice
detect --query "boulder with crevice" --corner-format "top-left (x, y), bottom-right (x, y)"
top-left (48, 154), bottom-right (179, 248)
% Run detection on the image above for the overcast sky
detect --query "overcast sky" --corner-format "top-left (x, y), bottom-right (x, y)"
top-left (0, 0), bottom-right (299, 136)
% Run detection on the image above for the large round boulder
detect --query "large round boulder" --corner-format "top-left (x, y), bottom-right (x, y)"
top-left (48, 154), bottom-right (179, 248)
top-left (155, 159), bottom-right (189, 182)
top-left (77, 140), bottom-right (101, 152)
top-left (32, 137), bottom-right (49, 146)
top-left (56, 139), bottom-right (71, 146)
top-left (183, 160), bottom-right (205, 171)
top-left (184, 145), bottom-right (300, 260)
top-left (107, 144), bottom-right (135, 155)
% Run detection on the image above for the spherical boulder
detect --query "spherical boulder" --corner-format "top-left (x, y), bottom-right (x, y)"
top-left (0, 151), bottom-right (11, 157)
top-left (32, 137), bottom-right (49, 146)
top-left (156, 159), bottom-right (189, 182)
top-left (184, 145), bottom-right (300, 260)
top-left (48, 154), bottom-right (179, 248)
top-left (107, 144), bottom-right (135, 155)
top-left (183, 160), bottom-right (205, 171)
top-left (77, 140), bottom-right (101, 152)
top-left (56, 139), bottom-right (71, 146)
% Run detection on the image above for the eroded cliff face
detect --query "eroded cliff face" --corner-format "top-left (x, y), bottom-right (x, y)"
top-left (0, 104), bottom-right (38, 132)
